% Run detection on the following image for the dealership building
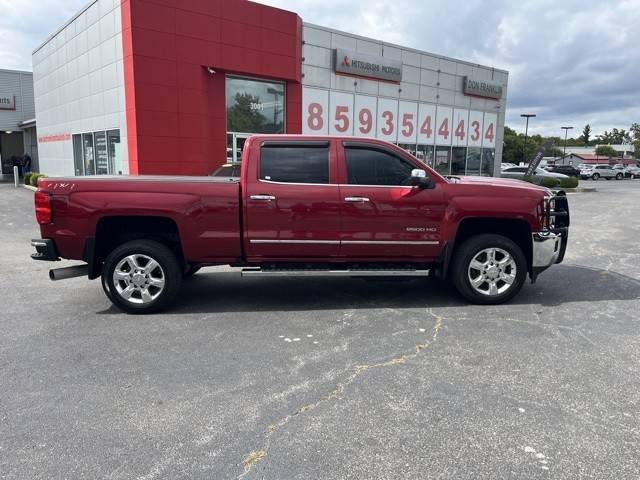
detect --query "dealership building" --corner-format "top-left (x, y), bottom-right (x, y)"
top-left (33, 0), bottom-right (508, 178)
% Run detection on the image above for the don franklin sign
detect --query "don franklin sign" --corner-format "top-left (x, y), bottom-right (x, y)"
top-left (463, 77), bottom-right (503, 100)
top-left (334, 48), bottom-right (402, 83)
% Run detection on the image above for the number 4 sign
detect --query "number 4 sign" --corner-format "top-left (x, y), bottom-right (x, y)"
top-left (453, 109), bottom-right (469, 147)
top-left (435, 106), bottom-right (452, 146)
top-left (483, 113), bottom-right (497, 148)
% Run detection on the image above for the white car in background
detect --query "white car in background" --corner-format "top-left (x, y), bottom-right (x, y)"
top-left (580, 164), bottom-right (621, 180)
top-left (500, 163), bottom-right (517, 170)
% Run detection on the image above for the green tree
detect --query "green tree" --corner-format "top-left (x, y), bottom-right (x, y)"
top-left (581, 124), bottom-right (591, 145)
top-left (595, 145), bottom-right (618, 158)
top-left (226, 93), bottom-right (269, 133)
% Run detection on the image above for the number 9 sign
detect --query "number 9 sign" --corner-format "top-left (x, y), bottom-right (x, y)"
top-left (354, 95), bottom-right (377, 138)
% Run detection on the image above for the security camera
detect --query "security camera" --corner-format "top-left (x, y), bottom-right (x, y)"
top-left (206, 67), bottom-right (216, 75)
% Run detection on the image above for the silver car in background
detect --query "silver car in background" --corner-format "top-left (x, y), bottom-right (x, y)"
top-left (500, 166), bottom-right (568, 185)
top-left (580, 164), bottom-right (620, 180)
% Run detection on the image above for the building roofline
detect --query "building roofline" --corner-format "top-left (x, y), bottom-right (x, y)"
top-left (0, 68), bottom-right (33, 75)
top-left (32, 0), bottom-right (98, 55)
top-left (303, 22), bottom-right (509, 75)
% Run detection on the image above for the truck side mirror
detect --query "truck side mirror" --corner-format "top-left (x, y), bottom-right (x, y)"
top-left (411, 169), bottom-right (434, 189)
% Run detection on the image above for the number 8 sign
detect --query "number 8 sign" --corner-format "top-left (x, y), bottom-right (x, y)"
top-left (302, 87), bottom-right (329, 135)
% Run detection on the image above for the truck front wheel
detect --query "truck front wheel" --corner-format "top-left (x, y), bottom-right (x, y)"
top-left (450, 234), bottom-right (527, 305)
top-left (101, 240), bottom-right (183, 314)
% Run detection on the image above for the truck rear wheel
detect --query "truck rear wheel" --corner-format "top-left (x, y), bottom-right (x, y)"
top-left (450, 234), bottom-right (527, 305)
top-left (101, 240), bottom-right (183, 314)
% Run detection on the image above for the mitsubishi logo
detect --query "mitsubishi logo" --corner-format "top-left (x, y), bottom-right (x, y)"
top-left (341, 55), bottom-right (351, 67)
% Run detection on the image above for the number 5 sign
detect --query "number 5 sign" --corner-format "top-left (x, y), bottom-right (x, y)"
top-left (397, 101), bottom-right (418, 143)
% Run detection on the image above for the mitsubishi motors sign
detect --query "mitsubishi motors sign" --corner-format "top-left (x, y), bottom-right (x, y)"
top-left (334, 48), bottom-right (402, 83)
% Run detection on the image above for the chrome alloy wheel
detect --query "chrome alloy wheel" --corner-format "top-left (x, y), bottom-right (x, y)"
top-left (112, 254), bottom-right (165, 304)
top-left (467, 247), bottom-right (517, 296)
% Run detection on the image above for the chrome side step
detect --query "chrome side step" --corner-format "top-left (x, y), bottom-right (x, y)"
top-left (241, 268), bottom-right (430, 277)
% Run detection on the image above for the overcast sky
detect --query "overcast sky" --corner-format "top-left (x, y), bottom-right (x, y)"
top-left (1, 0), bottom-right (638, 137)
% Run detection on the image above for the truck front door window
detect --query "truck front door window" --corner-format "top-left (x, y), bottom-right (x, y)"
top-left (344, 147), bottom-right (414, 186)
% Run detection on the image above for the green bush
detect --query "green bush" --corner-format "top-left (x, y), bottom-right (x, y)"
top-left (24, 172), bottom-right (34, 185)
top-left (559, 176), bottom-right (579, 188)
top-left (540, 176), bottom-right (560, 188)
top-left (30, 173), bottom-right (46, 187)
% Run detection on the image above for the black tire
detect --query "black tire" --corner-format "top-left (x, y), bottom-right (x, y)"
top-left (450, 234), bottom-right (527, 305)
top-left (616, 173), bottom-right (623, 180)
top-left (183, 264), bottom-right (201, 278)
top-left (592, 173), bottom-right (600, 180)
top-left (101, 240), bottom-right (183, 314)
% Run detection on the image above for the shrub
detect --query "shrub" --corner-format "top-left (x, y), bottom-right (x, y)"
top-left (522, 175), bottom-right (533, 183)
top-left (540, 176), bottom-right (560, 188)
top-left (559, 176), bottom-right (579, 188)
top-left (30, 173), bottom-right (46, 187)
top-left (24, 172), bottom-right (34, 185)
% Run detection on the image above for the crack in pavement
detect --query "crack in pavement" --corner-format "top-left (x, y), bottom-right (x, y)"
top-left (237, 309), bottom-right (445, 478)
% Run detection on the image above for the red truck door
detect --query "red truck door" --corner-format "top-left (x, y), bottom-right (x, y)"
top-left (338, 142), bottom-right (446, 259)
top-left (243, 139), bottom-right (341, 260)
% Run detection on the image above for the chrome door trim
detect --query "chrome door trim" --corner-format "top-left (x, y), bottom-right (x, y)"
top-left (342, 240), bottom-right (439, 245)
top-left (250, 239), bottom-right (341, 245)
top-left (249, 194), bottom-right (276, 201)
top-left (249, 239), bottom-right (438, 245)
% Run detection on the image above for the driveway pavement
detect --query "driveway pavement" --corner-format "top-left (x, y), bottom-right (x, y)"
top-left (1, 180), bottom-right (639, 479)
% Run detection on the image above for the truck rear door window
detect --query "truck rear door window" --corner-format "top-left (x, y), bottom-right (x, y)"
top-left (260, 145), bottom-right (329, 184)
top-left (344, 147), bottom-right (414, 186)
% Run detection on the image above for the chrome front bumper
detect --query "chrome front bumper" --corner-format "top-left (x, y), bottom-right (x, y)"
top-left (532, 232), bottom-right (562, 268)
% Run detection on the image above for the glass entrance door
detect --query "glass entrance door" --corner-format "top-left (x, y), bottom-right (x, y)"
top-left (226, 132), bottom-right (251, 164)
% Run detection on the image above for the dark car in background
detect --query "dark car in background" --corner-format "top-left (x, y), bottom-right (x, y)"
top-left (545, 165), bottom-right (580, 177)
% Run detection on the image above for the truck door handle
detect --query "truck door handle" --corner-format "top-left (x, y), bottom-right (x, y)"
top-left (344, 196), bottom-right (370, 203)
top-left (249, 194), bottom-right (276, 202)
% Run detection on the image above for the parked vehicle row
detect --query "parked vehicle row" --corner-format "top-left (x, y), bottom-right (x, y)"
top-left (500, 166), bottom-right (569, 185)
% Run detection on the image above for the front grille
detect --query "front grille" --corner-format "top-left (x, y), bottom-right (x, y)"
top-left (545, 192), bottom-right (570, 232)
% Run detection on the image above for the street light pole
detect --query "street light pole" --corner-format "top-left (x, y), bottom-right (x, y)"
top-left (520, 114), bottom-right (536, 165)
top-left (561, 126), bottom-right (573, 164)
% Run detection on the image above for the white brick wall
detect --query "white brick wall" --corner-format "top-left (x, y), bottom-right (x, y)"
top-left (33, 0), bottom-right (126, 176)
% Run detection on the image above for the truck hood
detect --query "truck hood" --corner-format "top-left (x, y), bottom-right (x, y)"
top-left (451, 175), bottom-right (550, 194)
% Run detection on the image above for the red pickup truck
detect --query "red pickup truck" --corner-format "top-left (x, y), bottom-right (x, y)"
top-left (31, 135), bottom-right (569, 313)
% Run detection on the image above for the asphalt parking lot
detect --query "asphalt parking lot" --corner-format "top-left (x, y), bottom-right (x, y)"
top-left (1, 179), bottom-right (639, 479)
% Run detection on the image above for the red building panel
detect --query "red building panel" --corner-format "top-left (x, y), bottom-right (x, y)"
top-left (121, 0), bottom-right (302, 175)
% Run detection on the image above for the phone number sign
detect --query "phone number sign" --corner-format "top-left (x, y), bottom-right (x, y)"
top-left (302, 87), bottom-right (496, 148)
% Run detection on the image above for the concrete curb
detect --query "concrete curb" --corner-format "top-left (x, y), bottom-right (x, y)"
top-left (22, 184), bottom-right (37, 192)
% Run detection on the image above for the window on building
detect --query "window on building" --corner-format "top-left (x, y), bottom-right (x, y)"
top-left (416, 145), bottom-right (434, 168)
top-left (73, 134), bottom-right (84, 176)
top-left (107, 130), bottom-right (122, 174)
top-left (72, 129), bottom-right (121, 176)
top-left (466, 147), bottom-right (482, 176)
top-left (481, 148), bottom-right (495, 176)
top-left (345, 146), bottom-right (415, 186)
top-left (226, 77), bottom-right (285, 134)
top-left (82, 133), bottom-right (95, 176)
top-left (434, 146), bottom-right (451, 176)
top-left (260, 144), bottom-right (329, 184)
top-left (451, 147), bottom-right (467, 175)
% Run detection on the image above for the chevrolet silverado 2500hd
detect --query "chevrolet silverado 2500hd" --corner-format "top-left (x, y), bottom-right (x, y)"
top-left (31, 135), bottom-right (569, 313)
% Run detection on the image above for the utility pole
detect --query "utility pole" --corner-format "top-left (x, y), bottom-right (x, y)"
top-left (520, 114), bottom-right (536, 165)
top-left (561, 126), bottom-right (573, 164)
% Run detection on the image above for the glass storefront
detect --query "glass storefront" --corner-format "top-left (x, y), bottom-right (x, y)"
top-left (72, 129), bottom-right (121, 176)
top-left (392, 142), bottom-right (496, 177)
top-left (226, 76), bottom-right (285, 134)
top-left (434, 146), bottom-right (451, 175)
